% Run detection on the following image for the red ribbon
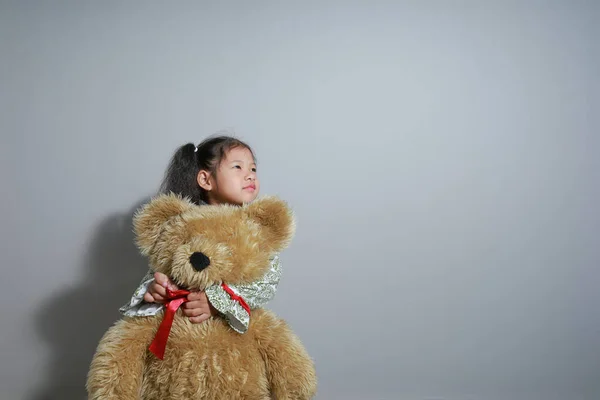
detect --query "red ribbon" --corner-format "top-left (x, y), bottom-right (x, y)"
top-left (221, 283), bottom-right (251, 315)
top-left (149, 284), bottom-right (251, 360)
top-left (149, 288), bottom-right (190, 360)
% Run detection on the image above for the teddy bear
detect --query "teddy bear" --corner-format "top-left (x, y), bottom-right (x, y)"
top-left (86, 193), bottom-right (317, 399)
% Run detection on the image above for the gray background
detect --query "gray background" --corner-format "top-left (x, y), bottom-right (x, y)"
top-left (1, 1), bottom-right (599, 399)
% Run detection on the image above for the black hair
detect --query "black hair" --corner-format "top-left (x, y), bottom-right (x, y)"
top-left (158, 135), bottom-right (256, 204)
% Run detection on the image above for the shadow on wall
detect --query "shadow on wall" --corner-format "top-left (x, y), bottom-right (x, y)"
top-left (29, 197), bottom-right (152, 400)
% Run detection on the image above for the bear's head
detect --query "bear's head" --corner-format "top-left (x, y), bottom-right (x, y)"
top-left (132, 193), bottom-right (295, 290)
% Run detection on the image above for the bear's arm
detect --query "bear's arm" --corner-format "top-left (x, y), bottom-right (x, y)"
top-left (205, 253), bottom-right (282, 334)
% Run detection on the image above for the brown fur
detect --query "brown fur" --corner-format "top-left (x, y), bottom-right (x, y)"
top-left (87, 194), bottom-right (316, 399)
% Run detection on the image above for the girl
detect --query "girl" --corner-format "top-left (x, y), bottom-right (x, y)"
top-left (120, 135), bottom-right (281, 334)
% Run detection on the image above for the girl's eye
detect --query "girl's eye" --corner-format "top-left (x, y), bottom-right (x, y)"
top-left (252, 168), bottom-right (257, 172)
top-left (234, 165), bottom-right (242, 169)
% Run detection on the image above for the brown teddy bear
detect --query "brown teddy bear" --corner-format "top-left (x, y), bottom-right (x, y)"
top-left (86, 193), bottom-right (317, 399)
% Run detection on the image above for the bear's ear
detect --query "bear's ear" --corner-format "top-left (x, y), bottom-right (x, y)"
top-left (133, 193), bottom-right (195, 255)
top-left (244, 196), bottom-right (296, 252)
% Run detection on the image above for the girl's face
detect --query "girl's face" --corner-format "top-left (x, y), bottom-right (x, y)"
top-left (198, 146), bottom-right (260, 206)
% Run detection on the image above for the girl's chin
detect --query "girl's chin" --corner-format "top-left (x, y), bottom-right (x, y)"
top-left (241, 194), bottom-right (258, 204)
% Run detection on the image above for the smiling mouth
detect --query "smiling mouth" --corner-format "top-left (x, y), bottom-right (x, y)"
top-left (243, 186), bottom-right (256, 191)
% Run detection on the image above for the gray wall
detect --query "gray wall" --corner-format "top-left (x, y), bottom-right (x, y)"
top-left (2, 1), bottom-right (598, 399)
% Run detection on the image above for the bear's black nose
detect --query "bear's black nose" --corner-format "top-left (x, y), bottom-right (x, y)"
top-left (189, 252), bottom-right (211, 272)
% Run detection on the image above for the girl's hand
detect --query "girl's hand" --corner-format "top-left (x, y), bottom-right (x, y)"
top-left (144, 271), bottom-right (217, 324)
top-left (144, 272), bottom-right (179, 303)
top-left (183, 292), bottom-right (218, 324)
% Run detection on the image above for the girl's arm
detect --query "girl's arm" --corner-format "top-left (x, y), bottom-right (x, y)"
top-left (119, 254), bottom-right (282, 333)
top-left (119, 269), bottom-right (165, 317)
top-left (204, 254), bottom-right (282, 333)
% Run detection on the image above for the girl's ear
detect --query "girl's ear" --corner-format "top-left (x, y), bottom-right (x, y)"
top-left (244, 196), bottom-right (296, 253)
top-left (133, 193), bottom-right (194, 256)
top-left (196, 170), bottom-right (213, 191)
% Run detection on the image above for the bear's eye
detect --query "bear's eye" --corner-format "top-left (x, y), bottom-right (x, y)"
top-left (189, 252), bottom-right (210, 272)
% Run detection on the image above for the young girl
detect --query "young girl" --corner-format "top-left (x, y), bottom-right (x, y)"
top-left (120, 135), bottom-right (282, 334)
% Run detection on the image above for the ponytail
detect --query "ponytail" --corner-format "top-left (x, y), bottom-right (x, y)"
top-left (159, 143), bottom-right (204, 204)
